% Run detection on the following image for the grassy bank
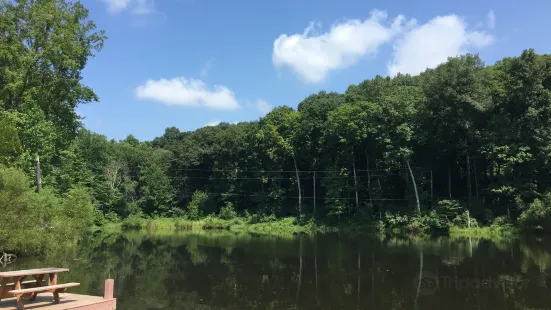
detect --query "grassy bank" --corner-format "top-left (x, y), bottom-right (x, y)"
top-left (449, 225), bottom-right (518, 239)
top-left (120, 215), bottom-right (324, 237)
top-left (117, 214), bottom-right (525, 239)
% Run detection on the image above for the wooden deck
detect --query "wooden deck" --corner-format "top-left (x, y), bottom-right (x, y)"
top-left (0, 293), bottom-right (116, 309)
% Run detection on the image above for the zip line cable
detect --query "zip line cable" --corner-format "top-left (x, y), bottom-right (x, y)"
top-left (175, 192), bottom-right (409, 201)
top-left (174, 175), bottom-right (419, 180)
top-left (166, 167), bottom-right (429, 173)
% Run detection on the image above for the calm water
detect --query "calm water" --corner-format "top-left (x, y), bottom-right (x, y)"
top-left (4, 230), bottom-right (551, 309)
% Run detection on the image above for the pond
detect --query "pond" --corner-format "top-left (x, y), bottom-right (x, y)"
top-left (4, 230), bottom-right (551, 309)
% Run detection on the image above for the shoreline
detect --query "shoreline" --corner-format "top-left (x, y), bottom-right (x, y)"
top-left (105, 216), bottom-right (524, 240)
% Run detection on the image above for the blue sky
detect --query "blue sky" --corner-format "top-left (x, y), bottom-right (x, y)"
top-left (78, 0), bottom-right (551, 141)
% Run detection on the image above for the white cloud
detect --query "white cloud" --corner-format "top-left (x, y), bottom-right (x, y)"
top-left (255, 99), bottom-right (272, 116)
top-left (387, 15), bottom-right (494, 76)
top-left (487, 10), bottom-right (496, 29)
top-left (200, 59), bottom-right (214, 78)
top-left (272, 10), bottom-right (413, 83)
top-left (102, 0), bottom-right (154, 14)
top-left (205, 120), bottom-right (221, 127)
top-left (136, 77), bottom-right (241, 110)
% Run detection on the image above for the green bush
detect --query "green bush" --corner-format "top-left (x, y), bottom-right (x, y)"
top-left (380, 210), bottom-right (448, 234)
top-left (375, 220), bottom-right (386, 233)
top-left (406, 217), bottom-right (425, 234)
top-left (219, 202), bottom-right (237, 220)
top-left (249, 213), bottom-right (277, 224)
top-left (491, 216), bottom-right (511, 227)
top-left (121, 214), bottom-right (146, 229)
top-left (187, 191), bottom-right (208, 220)
top-left (436, 199), bottom-right (464, 222)
top-left (518, 193), bottom-right (551, 232)
top-left (452, 211), bottom-right (479, 228)
top-left (58, 186), bottom-right (95, 237)
top-left (0, 166), bottom-right (95, 255)
top-left (421, 210), bottom-right (448, 231)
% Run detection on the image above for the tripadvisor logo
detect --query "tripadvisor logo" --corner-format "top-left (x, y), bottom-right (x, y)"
top-left (413, 271), bottom-right (529, 296)
top-left (413, 271), bottom-right (438, 295)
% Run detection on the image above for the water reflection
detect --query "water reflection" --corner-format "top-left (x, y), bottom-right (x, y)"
top-left (4, 230), bottom-right (551, 309)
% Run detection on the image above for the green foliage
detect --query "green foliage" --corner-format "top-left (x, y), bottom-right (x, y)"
top-left (58, 186), bottom-right (95, 237)
top-left (121, 215), bottom-right (146, 230)
top-left (0, 166), bottom-right (93, 255)
top-left (1, 0), bottom-right (550, 247)
top-left (452, 211), bottom-right (479, 228)
top-left (436, 200), bottom-right (463, 218)
top-left (518, 193), bottom-right (551, 232)
top-left (380, 210), bottom-right (449, 235)
top-left (187, 191), bottom-right (208, 220)
top-left (219, 202), bottom-right (237, 220)
top-left (0, 112), bottom-right (22, 165)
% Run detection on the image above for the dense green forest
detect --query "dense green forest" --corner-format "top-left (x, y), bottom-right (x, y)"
top-left (2, 0), bottom-right (551, 255)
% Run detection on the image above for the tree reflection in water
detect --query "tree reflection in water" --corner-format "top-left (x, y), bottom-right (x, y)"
top-left (4, 230), bottom-right (551, 310)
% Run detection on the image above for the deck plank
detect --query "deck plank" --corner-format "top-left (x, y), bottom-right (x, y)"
top-left (0, 294), bottom-right (115, 310)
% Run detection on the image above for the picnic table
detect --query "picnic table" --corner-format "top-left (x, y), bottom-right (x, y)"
top-left (0, 268), bottom-right (80, 309)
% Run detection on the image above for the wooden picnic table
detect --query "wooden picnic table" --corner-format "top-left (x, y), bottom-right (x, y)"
top-left (0, 268), bottom-right (79, 309)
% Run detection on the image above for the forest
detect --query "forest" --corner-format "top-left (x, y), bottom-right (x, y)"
top-left (2, 0), bottom-right (551, 256)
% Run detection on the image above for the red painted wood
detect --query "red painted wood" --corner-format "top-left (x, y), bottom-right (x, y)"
top-left (103, 279), bottom-right (114, 300)
top-left (65, 298), bottom-right (117, 310)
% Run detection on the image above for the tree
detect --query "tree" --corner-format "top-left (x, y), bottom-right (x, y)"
top-left (0, 0), bottom-right (106, 184)
top-left (483, 49), bottom-right (551, 211)
top-left (419, 54), bottom-right (490, 207)
top-left (0, 112), bottom-right (22, 166)
top-left (258, 106), bottom-right (303, 217)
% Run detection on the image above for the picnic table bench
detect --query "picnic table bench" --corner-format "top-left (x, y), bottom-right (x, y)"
top-left (0, 268), bottom-right (80, 310)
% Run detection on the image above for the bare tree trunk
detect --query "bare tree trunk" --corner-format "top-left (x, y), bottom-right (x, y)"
top-left (473, 158), bottom-right (479, 200)
top-left (407, 160), bottom-right (421, 214)
top-left (376, 160), bottom-right (382, 218)
top-left (292, 154), bottom-right (302, 218)
top-left (313, 171), bottom-right (316, 218)
top-left (430, 170), bottom-right (434, 208)
top-left (448, 164), bottom-right (452, 199)
top-left (34, 153), bottom-right (41, 193)
top-left (365, 150), bottom-right (373, 207)
top-left (353, 156), bottom-right (359, 211)
top-left (466, 152), bottom-right (473, 208)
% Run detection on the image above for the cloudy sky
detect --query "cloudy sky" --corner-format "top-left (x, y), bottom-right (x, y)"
top-left (79, 0), bottom-right (551, 140)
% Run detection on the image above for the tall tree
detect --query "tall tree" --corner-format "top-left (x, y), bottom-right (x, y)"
top-left (0, 0), bottom-right (106, 176)
top-left (258, 106), bottom-right (303, 217)
top-left (420, 54), bottom-right (490, 206)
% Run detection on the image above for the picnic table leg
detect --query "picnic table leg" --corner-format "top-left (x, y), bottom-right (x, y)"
top-left (53, 288), bottom-right (67, 304)
top-left (29, 275), bottom-right (44, 301)
top-left (16, 294), bottom-right (24, 310)
top-left (0, 277), bottom-right (8, 300)
top-left (13, 277), bottom-right (24, 310)
top-left (14, 276), bottom-right (22, 290)
top-left (48, 273), bottom-right (57, 286)
top-left (49, 273), bottom-right (58, 303)
top-left (16, 276), bottom-right (33, 299)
